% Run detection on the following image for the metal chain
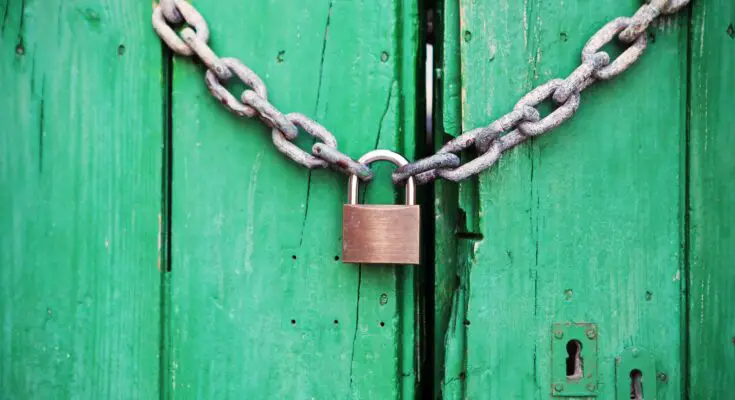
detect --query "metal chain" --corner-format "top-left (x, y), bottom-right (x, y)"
top-left (152, 0), bottom-right (374, 181)
top-left (393, 0), bottom-right (690, 185)
top-left (151, 0), bottom-right (690, 187)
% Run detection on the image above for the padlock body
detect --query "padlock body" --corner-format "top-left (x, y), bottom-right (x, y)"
top-left (342, 204), bottom-right (420, 264)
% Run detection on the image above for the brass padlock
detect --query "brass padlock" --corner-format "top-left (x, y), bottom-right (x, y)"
top-left (342, 150), bottom-right (420, 265)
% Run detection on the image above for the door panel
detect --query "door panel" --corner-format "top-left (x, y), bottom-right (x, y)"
top-left (3, 1), bottom-right (733, 398)
top-left (1, 0), bottom-right (163, 397)
top-left (169, 1), bottom-right (420, 398)
top-left (688, 1), bottom-right (735, 398)
top-left (435, 1), bottom-right (688, 398)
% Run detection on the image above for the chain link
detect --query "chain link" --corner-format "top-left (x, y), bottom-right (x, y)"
top-left (152, 1), bottom-right (372, 180)
top-left (151, 0), bottom-right (690, 186)
top-left (585, 17), bottom-right (649, 80)
top-left (272, 113), bottom-right (338, 168)
top-left (204, 58), bottom-right (267, 118)
top-left (159, 0), bottom-right (183, 24)
top-left (152, 2), bottom-right (208, 57)
top-left (393, 0), bottom-right (690, 185)
top-left (312, 144), bottom-right (375, 180)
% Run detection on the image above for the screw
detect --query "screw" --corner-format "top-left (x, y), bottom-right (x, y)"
top-left (554, 331), bottom-right (564, 340)
top-left (658, 372), bottom-right (668, 382)
top-left (554, 384), bottom-right (564, 393)
top-left (632, 347), bottom-right (640, 358)
top-left (586, 383), bottom-right (596, 392)
top-left (585, 328), bottom-right (597, 339)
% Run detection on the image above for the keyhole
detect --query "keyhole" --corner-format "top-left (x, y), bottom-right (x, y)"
top-left (565, 340), bottom-right (583, 380)
top-left (630, 369), bottom-right (643, 400)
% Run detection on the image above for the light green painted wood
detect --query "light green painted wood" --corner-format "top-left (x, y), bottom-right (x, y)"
top-left (688, 2), bottom-right (735, 398)
top-left (168, 0), bottom-right (420, 398)
top-left (436, 1), bottom-right (689, 398)
top-left (0, 0), bottom-right (163, 398)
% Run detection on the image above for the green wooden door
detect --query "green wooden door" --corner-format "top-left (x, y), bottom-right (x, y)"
top-left (2, 0), bottom-right (422, 398)
top-left (1, 0), bottom-right (164, 397)
top-left (166, 0), bottom-right (421, 398)
top-left (433, 1), bottom-right (735, 399)
top-left (2, 1), bottom-right (734, 399)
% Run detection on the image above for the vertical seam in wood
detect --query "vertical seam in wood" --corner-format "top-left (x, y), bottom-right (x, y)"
top-left (159, 45), bottom-right (174, 400)
top-left (1, 0), bottom-right (10, 35)
top-left (683, 4), bottom-right (695, 399)
top-left (298, 0), bottom-right (333, 249)
top-left (348, 266), bottom-right (362, 394)
top-left (38, 84), bottom-right (45, 174)
top-left (313, 0), bottom-right (333, 114)
top-left (418, 0), bottom-right (434, 396)
top-left (15, 0), bottom-right (25, 52)
top-left (396, 0), bottom-right (423, 396)
top-left (526, 1), bottom-right (541, 395)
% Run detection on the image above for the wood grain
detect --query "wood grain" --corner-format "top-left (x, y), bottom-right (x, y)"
top-left (0, 0), bottom-right (163, 397)
top-left (167, 0), bottom-right (420, 398)
top-left (688, 2), bottom-right (735, 398)
top-left (436, 1), bottom-right (689, 398)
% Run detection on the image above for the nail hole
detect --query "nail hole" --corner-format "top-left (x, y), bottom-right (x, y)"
top-left (380, 51), bottom-right (389, 62)
top-left (334, 319), bottom-right (339, 325)
top-left (291, 319), bottom-right (296, 325)
top-left (560, 32), bottom-right (568, 42)
top-left (15, 43), bottom-right (25, 55)
top-left (117, 44), bottom-right (125, 56)
top-left (456, 231), bottom-right (484, 240)
top-left (463, 30), bottom-right (472, 42)
top-left (728, 23), bottom-right (735, 39)
top-left (277, 50), bottom-right (285, 63)
top-left (292, 255), bottom-right (297, 260)
top-left (566, 340), bottom-right (583, 381)
top-left (334, 255), bottom-right (340, 261)
top-left (379, 321), bottom-right (385, 327)
top-left (630, 369), bottom-right (643, 400)
top-left (645, 291), bottom-right (653, 301)
top-left (463, 319), bottom-right (471, 326)
top-left (648, 31), bottom-right (657, 43)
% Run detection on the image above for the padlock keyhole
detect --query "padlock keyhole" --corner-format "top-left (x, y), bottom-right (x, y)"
top-left (565, 340), bottom-right (583, 380)
top-left (630, 369), bottom-right (643, 400)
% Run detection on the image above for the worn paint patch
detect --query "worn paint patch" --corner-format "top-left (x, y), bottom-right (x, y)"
top-left (242, 152), bottom-right (262, 275)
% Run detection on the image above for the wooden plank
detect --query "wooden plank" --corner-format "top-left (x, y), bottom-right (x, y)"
top-left (433, 0), bottom-right (463, 397)
top-left (0, 0), bottom-right (163, 397)
top-left (688, 2), bottom-right (735, 398)
top-left (168, 0), bottom-right (420, 397)
top-left (436, 1), bottom-right (689, 398)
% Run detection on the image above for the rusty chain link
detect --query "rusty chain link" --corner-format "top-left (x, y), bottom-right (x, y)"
top-left (151, 0), bottom-right (373, 180)
top-left (151, 0), bottom-right (690, 186)
top-left (394, 0), bottom-right (690, 185)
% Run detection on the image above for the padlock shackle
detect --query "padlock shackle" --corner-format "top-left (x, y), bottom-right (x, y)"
top-left (347, 149), bottom-right (416, 206)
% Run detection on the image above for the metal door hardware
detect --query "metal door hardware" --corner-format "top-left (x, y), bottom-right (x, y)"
top-left (551, 323), bottom-right (599, 397)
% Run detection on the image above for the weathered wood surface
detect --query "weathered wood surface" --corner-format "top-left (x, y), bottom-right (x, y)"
top-left (167, 0), bottom-right (421, 398)
top-left (688, 1), bottom-right (735, 398)
top-left (1, 0), bottom-right (163, 397)
top-left (436, 1), bottom-right (690, 398)
top-left (3, 1), bottom-right (733, 398)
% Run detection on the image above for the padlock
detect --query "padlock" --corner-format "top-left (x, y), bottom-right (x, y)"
top-left (342, 150), bottom-right (420, 265)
